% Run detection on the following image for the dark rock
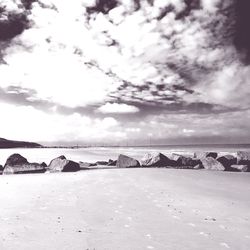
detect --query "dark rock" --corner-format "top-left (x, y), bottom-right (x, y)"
top-left (172, 166), bottom-right (196, 169)
top-left (193, 164), bottom-right (204, 170)
top-left (116, 154), bottom-right (140, 168)
top-left (230, 165), bottom-right (249, 172)
top-left (3, 154), bottom-right (47, 175)
top-left (194, 152), bottom-right (218, 159)
top-left (171, 154), bottom-right (201, 167)
top-left (200, 157), bottom-right (225, 171)
top-left (217, 155), bottom-right (237, 170)
top-left (0, 165), bottom-right (3, 174)
top-left (48, 155), bottom-right (80, 172)
top-left (4, 153), bottom-right (28, 167)
top-left (95, 161), bottom-right (109, 165)
top-left (141, 152), bottom-right (175, 167)
top-left (107, 159), bottom-right (117, 166)
top-left (237, 151), bottom-right (250, 165)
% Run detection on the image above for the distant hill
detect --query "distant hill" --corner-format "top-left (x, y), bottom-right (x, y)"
top-left (0, 138), bottom-right (42, 148)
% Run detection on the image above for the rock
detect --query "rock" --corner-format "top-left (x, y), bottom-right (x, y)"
top-left (171, 154), bottom-right (201, 167)
top-left (107, 159), bottom-right (117, 166)
top-left (194, 152), bottom-right (218, 159)
top-left (116, 154), bottom-right (140, 168)
top-left (95, 161), bottom-right (109, 165)
top-left (193, 164), bottom-right (204, 170)
top-left (79, 162), bottom-right (97, 170)
top-left (3, 163), bottom-right (47, 175)
top-left (217, 155), bottom-right (237, 170)
top-left (230, 165), bottom-right (249, 172)
top-left (141, 152), bottom-right (175, 167)
top-left (173, 165), bottom-right (196, 169)
top-left (200, 157), bottom-right (225, 171)
top-left (48, 155), bottom-right (80, 172)
top-left (237, 151), bottom-right (250, 165)
top-left (4, 153), bottom-right (28, 167)
top-left (3, 154), bottom-right (47, 175)
top-left (0, 165), bottom-right (3, 174)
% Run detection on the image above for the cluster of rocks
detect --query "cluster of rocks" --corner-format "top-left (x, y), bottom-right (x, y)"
top-left (0, 151), bottom-right (250, 175)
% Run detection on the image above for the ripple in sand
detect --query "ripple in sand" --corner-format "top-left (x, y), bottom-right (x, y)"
top-left (155, 204), bottom-right (163, 208)
top-left (147, 246), bottom-right (155, 249)
top-left (219, 225), bottom-right (227, 230)
top-left (20, 211), bottom-right (29, 215)
top-left (172, 215), bottom-right (180, 220)
top-left (220, 242), bottom-right (230, 248)
top-left (199, 232), bottom-right (210, 237)
top-left (187, 223), bottom-right (196, 227)
top-left (39, 206), bottom-right (48, 210)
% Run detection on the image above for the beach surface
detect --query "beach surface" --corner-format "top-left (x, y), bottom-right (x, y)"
top-left (0, 169), bottom-right (250, 250)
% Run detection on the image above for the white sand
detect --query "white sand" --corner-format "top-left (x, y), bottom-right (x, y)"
top-left (0, 169), bottom-right (249, 250)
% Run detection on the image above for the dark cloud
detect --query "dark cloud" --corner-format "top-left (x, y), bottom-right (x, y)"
top-left (234, 0), bottom-right (250, 64)
top-left (21, 0), bottom-right (37, 10)
top-left (175, 0), bottom-right (201, 20)
top-left (0, 86), bottom-right (52, 110)
top-left (0, 10), bottom-right (28, 41)
top-left (86, 0), bottom-right (119, 15)
top-left (0, 86), bottom-right (100, 117)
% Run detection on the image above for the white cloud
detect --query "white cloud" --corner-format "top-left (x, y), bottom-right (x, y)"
top-left (1, 0), bottom-right (250, 145)
top-left (0, 102), bottom-right (121, 143)
top-left (1, 0), bottom-right (248, 111)
top-left (97, 103), bottom-right (140, 114)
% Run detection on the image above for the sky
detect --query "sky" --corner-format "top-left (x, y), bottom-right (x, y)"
top-left (0, 0), bottom-right (250, 146)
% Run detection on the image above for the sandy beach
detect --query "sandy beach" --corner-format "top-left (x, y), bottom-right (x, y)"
top-left (0, 169), bottom-right (249, 250)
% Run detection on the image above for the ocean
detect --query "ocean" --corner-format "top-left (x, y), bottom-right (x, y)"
top-left (0, 144), bottom-right (250, 165)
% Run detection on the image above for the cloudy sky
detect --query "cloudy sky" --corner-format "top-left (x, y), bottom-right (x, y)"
top-left (0, 0), bottom-right (250, 146)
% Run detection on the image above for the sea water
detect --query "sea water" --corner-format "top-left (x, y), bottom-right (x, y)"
top-left (0, 144), bottom-right (250, 165)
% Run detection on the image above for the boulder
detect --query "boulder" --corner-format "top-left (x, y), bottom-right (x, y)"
top-left (200, 157), bottom-right (225, 171)
top-left (3, 153), bottom-right (47, 175)
top-left (48, 155), bottom-right (80, 172)
top-left (116, 154), bottom-right (140, 168)
top-left (141, 152), bottom-right (175, 167)
top-left (79, 162), bottom-right (97, 170)
top-left (193, 164), bottom-right (204, 170)
top-left (230, 165), bottom-right (249, 172)
top-left (194, 152), bottom-right (218, 159)
top-left (107, 159), bottom-right (117, 166)
top-left (217, 155), bottom-right (237, 170)
top-left (95, 161), bottom-right (109, 165)
top-left (0, 165), bottom-right (3, 174)
top-left (237, 151), bottom-right (250, 165)
top-left (171, 154), bottom-right (201, 167)
top-left (3, 163), bottom-right (47, 175)
top-left (4, 153), bottom-right (28, 167)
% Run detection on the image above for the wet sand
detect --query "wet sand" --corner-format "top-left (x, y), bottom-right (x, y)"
top-left (0, 169), bottom-right (249, 250)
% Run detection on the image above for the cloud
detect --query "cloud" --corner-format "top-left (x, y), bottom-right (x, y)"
top-left (0, 0), bottom-right (250, 144)
top-left (97, 102), bottom-right (139, 114)
top-left (1, 0), bottom-right (241, 111)
top-left (0, 101), bottom-right (123, 143)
